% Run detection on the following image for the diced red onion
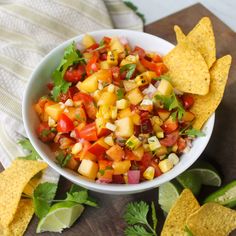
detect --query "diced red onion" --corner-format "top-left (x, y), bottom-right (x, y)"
top-left (119, 36), bottom-right (128, 45)
top-left (128, 170), bottom-right (140, 184)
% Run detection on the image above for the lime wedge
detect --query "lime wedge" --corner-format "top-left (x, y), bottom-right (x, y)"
top-left (188, 160), bottom-right (222, 187)
top-left (204, 180), bottom-right (236, 208)
top-left (158, 180), bottom-right (183, 213)
top-left (36, 201), bottom-right (84, 233)
top-left (176, 171), bottom-right (201, 196)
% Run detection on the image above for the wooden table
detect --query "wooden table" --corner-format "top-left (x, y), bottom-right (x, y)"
top-left (1, 3), bottom-right (236, 236)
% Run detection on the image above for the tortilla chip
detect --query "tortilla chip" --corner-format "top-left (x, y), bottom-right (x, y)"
top-left (191, 55), bottom-right (232, 129)
top-left (0, 160), bottom-right (47, 227)
top-left (23, 175), bottom-right (41, 197)
top-left (7, 199), bottom-right (34, 236)
top-left (163, 39), bottom-right (210, 95)
top-left (186, 202), bottom-right (236, 236)
top-left (174, 25), bottom-right (186, 42)
top-left (174, 17), bottom-right (216, 68)
top-left (161, 189), bottom-right (200, 236)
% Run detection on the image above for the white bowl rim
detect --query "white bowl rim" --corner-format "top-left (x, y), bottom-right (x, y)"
top-left (23, 29), bottom-right (215, 194)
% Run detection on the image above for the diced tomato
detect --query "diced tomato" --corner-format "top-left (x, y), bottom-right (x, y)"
top-left (86, 52), bottom-right (100, 76)
top-left (87, 43), bottom-right (99, 51)
top-left (73, 92), bottom-right (93, 103)
top-left (75, 140), bottom-right (96, 161)
top-left (88, 138), bottom-right (109, 156)
top-left (140, 57), bottom-right (168, 76)
top-left (134, 125), bottom-right (141, 136)
top-left (133, 46), bottom-right (145, 58)
top-left (103, 36), bottom-right (111, 45)
top-left (139, 152), bottom-right (153, 168)
top-left (150, 160), bottom-right (162, 177)
top-left (47, 82), bottom-right (54, 90)
top-left (152, 54), bottom-right (163, 63)
top-left (160, 130), bottom-right (179, 147)
top-left (64, 65), bottom-right (85, 83)
top-left (182, 94), bottom-right (194, 109)
top-left (57, 113), bottom-right (74, 133)
top-left (59, 86), bottom-right (79, 103)
top-left (100, 53), bottom-right (107, 61)
top-left (177, 137), bottom-right (187, 153)
top-left (112, 175), bottom-right (125, 184)
top-left (125, 149), bottom-right (140, 161)
top-left (75, 122), bottom-right (98, 141)
top-left (162, 116), bottom-right (178, 134)
top-left (111, 66), bottom-right (121, 86)
top-left (37, 122), bottom-right (55, 142)
top-left (140, 111), bottom-right (150, 121)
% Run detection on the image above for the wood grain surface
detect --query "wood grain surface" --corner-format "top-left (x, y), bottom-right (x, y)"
top-left (1, 3), bottom-right (236, 236)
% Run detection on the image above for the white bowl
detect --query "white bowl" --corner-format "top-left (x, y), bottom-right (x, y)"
top-left (23, 29), bottom-right (215, 194)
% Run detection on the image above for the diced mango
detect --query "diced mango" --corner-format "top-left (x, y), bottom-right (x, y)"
top-left (110, 37), bottom-right (124, 53)
top-left (45, 103), bottom-right (64, 121)
top-left (118, 107), bottom-right (132, 119)
top-left (100, 61), bottom-right (112, 69)
top-left (112, 160), bottom-right (131, 175)
top-left (115, 117), bottom-right (134, 138)
top-left (78, 159), bottom-right (98, 180)
top-left (107, 50), bottom-right (119, 66)
top-left (123, 80), bottom-right (138, 92)
top-left (97, 91), bottom-right (117, 106)
top-left (132, 146), bottom-right (144, 161)
top-left (126, 88), bottom-right (143, 105)
top-left (116, 99), bottom-right (129, 110)
top-left (77, 73), bottom-right (98, 93)
top-left (131, 113), bottom-right (141, 125)
top-left (106, 144), bottom-right (124, 161)
top-left (120, 55), bottom-right (138, 67)
top-left (82, 34), bottom-right (96, 48)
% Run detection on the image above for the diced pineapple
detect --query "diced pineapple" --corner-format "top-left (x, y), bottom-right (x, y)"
top-left (120, 55), bottom-right (138, 66)
top-left (82, 34), bottom-right (96, 48)
top-left (97, 91), bottom-right (117, 106)
top-left (78, 159), bottom-right (98, 180)
top-left (115, 117), bottom-right (134, 138)
top-left (143, 166), bottom-right (155, 180)
top-left (112, 160), bottom-right (131, 175)
top-left (110, 37), bottom-right (124, 53)
top-left (45, 103), bottom-right (64, 121)
top-left (93, 90), bottom-right (102, 103)
top-left (156, 79), bottom-right (173, 95)
top-left (77, 73), bottom-right (98, 93)
top-left (100, 61), bottom-right (111, 69)
top-left (132, 146), bottom-right (144, 161)
top-left (131, 113), bottom-right (141, 125)
top-left (71, 142), bottom-right (83, 155)
top-left (116, 99), bottom-right (129, 110)
top-left (143, 144), bottom-right (150, 152)
top-left (126, 135), bottom-right (142, 150)
top-left (123, 80), bottom-right (138, 92)
top-left (168, 153), bottom-right (179, 165)
top-left (107, 50), bottom-right (119, 66)
top-left (96, 105), bottom-right (110, 119)
top-left (105, 122), bottom-right (116, 132)
top-left (148, 136), bottom-right (161, 151)
top-left (158, 159), bottom-right (173, 173)
top-left (126, 88), bottom-right (143, 105)
top-left (110, 106), bottom-right (117, 119)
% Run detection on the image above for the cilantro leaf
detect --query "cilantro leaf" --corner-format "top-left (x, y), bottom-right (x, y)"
top-left (152, 75), bottom-right (171, 82)
top-left (125, 225), bottom-right (153, 236)
top-left (52, 41), bottom-right (85, 101)
top-left (151, 202), bottom-right (157, 232)
top-left (33, 182), bottom-right (57, 219)
top-left (184, 128), bottom-right (205, 137)
top-left (65, 184), bottom-right (98, 207)
top-left (120, 63), bottom-right (136, 80)
top-left (155, 93), bottom-right (185, 120)
top-left (17, 138), bottom-right (41, 160)
top-left (116, 88), bottom-right (124, 100)
top-left (185, 226), bottom-right (194, 236)
top-left (56, 153), bottom-right (71, 167)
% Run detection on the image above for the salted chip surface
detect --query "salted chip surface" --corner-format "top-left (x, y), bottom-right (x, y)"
top-left (0, 160), bottom-right (47, 227)
top-left (187, 202), bottom-right (236, 236)
top-left (163, 39), bottom-right (210, 95)
top-left (161, 189), bottom-right (200, 236)
top-left (5, 199), bottom-right (34, 236)
top-left (191, 55), bottom-right (232, 129)
top-left (174, 17), bottom-right (216, 68)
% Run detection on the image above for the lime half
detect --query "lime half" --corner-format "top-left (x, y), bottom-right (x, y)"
top-left (188, 160), bottom-right (222, 187)
top-left (158, 180), bottom-right (183, 213)
top-left (37, 201), bottom-right (84, 233)
top-left (177, 171), bottom-right (201, 196)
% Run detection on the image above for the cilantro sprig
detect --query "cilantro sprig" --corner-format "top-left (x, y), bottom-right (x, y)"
top-left (52, 42), bottom-right (85, 101)
top-left (17, 138), bottom-right (41, 160)
top-left (120, 63), bottom-right (136, 80)
top-left (183, 127), bottom-right (205, 137)
top-left (116, 88), bottom-right (124, 100)
top-left (155, 93), bottom-right (185, 120)
top-left (152, 75), bottom-right (172, 82)
top-left (56, 152), bottom-right (72, 167)
top-left (124, 201), bottom-right (158, 236)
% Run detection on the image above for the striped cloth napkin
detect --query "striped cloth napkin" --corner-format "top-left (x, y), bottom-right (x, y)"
top-left (0, 0), bottom-right (143, 182)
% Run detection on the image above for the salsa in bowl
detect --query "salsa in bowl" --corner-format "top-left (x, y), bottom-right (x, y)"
top-left (23, 30), bottom-right (214, 194)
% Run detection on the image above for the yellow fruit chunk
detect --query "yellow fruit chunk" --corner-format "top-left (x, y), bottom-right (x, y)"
top-left (45, 103), bottom-right (64, 121)
top-left (77, 73), bottom-right (98, 93)
top-left (120, 55), bottom-right (138, 66)
top-left (107, 50), bottom-right (119, 66)
top-left (97, 91), bottom-right (117, 106)
top-left (82, 34), bottom-right (96, 48)
top-left (110, 37), bottom-right (124, 53)
top-left (157, 79), bottom-right (173, 96)
top-left (126, 88), bottom-right (143, 105)
top-left (159, 159), bottom-right (174, 173)
top-left (115, 117), bottom-right (134, 138)
top-left (78, 159), bottom-right (98, 180)
top-left (112, 160), bottom-right (131, 175)
top-left (143, 166), bottom-right (155, 180)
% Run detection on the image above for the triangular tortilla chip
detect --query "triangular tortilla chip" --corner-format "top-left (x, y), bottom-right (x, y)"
top-left (163, 39), bottom-right (210, 95)
top-left (191, 55), bottom-right (232, 129)
top-left (0, 160), bottom-right (47, 227)
top-left (174, 17), bottom-right (216, 68)
top-left (186, 202), bottom-right (236, 236)
top-left (161, 189), bottom-right (200, 236)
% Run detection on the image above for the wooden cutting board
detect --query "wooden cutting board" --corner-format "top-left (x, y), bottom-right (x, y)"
top-left (1, 3), bottom-right (236, 236)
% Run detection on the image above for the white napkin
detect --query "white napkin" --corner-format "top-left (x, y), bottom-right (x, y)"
top-left (0, 0), bottom-right (143, 183)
